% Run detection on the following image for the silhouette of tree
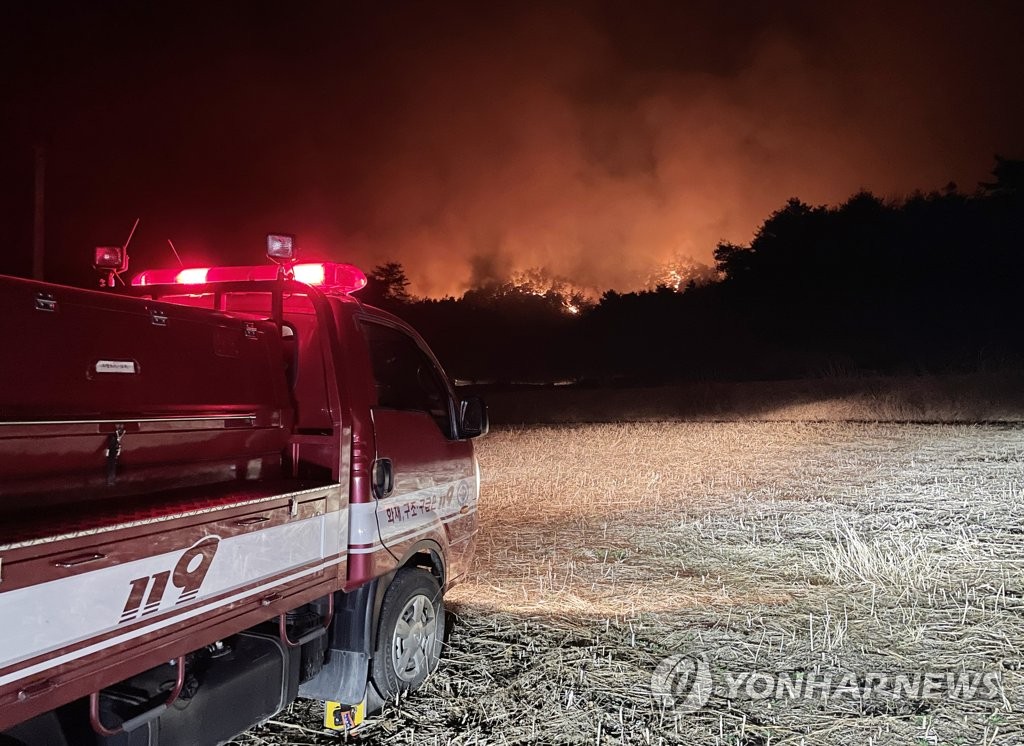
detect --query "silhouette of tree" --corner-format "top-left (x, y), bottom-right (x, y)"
top-left (713, 241), bottom-right (752, 280)
top-left (980, 155), bottom-right (1024, 195)
top-left (363, 262), bottom-right (412, 307)
top-left (378, 156), bottom-right (1023, 383)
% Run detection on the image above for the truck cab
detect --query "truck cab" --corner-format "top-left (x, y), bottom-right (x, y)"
top-left (0, 243), bottom-right (486, 745)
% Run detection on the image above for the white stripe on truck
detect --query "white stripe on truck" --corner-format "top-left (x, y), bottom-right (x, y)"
top-left (348, 476), bottom-right (477, 550)
top-left (0, 510), bottom-right (346, 687)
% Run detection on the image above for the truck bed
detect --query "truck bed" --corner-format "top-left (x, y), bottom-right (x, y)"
top-left (0, 478), bottom-right (347, 731)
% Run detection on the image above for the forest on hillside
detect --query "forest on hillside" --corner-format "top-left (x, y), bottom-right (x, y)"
top-left (363, 157), bottom-right (1024, 383)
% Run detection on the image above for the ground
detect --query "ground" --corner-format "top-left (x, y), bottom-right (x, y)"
top-left (234, 422), bottom-right (1024, 745)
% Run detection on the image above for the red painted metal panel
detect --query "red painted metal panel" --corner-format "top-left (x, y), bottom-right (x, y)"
top-left (0, 275), bottom-right (292, 505)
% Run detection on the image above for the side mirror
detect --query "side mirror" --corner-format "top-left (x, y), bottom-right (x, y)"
top-left (459, 396), bottom-right (489, 439)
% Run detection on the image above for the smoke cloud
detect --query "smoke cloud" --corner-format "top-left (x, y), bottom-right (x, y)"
top-left (308, 2), bottom-right (1024, 295)
top-left (4, 1), bottom-right (1022, 293)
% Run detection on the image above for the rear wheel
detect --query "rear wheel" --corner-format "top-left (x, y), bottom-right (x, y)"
top-left (370, 569), bottom-right (444, 701)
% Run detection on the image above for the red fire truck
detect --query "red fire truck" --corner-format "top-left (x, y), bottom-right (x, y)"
top-left (0, 236), bottom-right (487, 745)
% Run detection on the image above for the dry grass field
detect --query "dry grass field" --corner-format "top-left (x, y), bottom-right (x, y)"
top-left (236, 422), bottom-right (1024, 745)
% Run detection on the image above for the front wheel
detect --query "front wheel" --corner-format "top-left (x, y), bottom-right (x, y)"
top-left (370, 569), bottom-right (444, 701)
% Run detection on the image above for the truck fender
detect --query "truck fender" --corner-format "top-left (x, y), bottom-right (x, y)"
top-left (400, 539), bottom-right (446, 585)
top-left (366, 539), bottom-right (445, 652)
top-left (292, 540), bottom-right (445, 705)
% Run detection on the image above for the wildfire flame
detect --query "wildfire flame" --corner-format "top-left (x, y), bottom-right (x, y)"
top-left (508, 268), bottom-right (593, 315)
top-left (646, 255), bottom-right (720, 291)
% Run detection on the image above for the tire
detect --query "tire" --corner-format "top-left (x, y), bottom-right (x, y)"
top-left (370, 568), bottom-right (444, 701)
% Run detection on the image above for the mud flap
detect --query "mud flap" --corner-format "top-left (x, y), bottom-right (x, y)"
top-left (299, 650), bottom-right (370, 704)
top-left (297, 580), bottom-right (377, 705)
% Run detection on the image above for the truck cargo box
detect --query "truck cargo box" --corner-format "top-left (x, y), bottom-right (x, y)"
top-left (0, 275), bottom-right (293, 512)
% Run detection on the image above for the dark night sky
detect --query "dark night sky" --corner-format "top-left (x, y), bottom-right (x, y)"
top-left (2, 1), bottom-right (1022, 294)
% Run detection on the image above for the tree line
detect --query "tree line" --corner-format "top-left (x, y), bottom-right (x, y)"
top-left (364, 157), bottom-right (1024, 383)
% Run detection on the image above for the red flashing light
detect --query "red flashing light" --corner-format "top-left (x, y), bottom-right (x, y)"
top-left (293, 262), bottom-right (325, 285)
top-left (175, 267), bottom-right (210, 284)
top-left (132, 262), bottom-right (367, 293)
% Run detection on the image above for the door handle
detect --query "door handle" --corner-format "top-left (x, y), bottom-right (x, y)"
top-left (372, 458), bottom-right (394, 499)
top-left (54, 553), bottom-right (106, 568)
top-left (235, 515), bottom-right (271, 526)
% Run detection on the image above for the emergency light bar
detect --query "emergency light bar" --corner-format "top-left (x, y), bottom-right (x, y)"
top-left (131, 262), bottom-right (367, 293)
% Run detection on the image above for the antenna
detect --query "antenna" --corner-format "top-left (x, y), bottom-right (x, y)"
top-left (122, 218), bottom-right (140, 254)
top-left (167, 239), bottom-right (184, 267)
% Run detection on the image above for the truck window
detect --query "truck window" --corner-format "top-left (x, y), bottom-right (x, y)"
top-left (361, 321), bottom-right (453, 437)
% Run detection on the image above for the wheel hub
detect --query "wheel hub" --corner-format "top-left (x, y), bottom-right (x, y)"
top-left (391, 593), bottom-right (437, 683)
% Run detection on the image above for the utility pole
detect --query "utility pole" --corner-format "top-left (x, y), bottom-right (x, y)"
top-left (32, 145), bottom-right (45, 280)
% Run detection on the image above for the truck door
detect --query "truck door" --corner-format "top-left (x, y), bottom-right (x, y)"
top-left (357, 320), bottom-right (478, 585)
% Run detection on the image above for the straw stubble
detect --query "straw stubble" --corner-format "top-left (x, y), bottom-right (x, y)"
top-left (236, 422), bottom-right (1023, 745)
